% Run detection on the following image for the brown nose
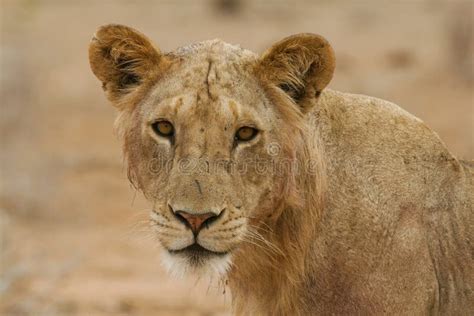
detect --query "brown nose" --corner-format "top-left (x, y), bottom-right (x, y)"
top-left (174, 211), bottom-right (219, 235)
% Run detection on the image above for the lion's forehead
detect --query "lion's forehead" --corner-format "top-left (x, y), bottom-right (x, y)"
top-left (157, 40), bottom-right (260, 98)
top-left (143, 42), bottom-right (269, 124)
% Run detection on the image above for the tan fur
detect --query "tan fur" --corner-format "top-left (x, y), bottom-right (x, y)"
top-left (89, 24), bottom-right (474, 315)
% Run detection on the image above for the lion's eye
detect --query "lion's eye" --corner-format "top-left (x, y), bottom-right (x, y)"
top-left (235, 126), bottom-right (258, 142)
top-left (152, 120), bottom-right (174, 137)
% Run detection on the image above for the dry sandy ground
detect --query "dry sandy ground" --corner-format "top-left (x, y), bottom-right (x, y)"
top-left (1, 1), bottom-right (472, 315)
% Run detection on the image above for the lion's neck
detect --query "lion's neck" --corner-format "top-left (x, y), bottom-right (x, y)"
top-left (228, 206), bottom-right (318, 315)
top-left (227, 121), bottom-right (325, 314)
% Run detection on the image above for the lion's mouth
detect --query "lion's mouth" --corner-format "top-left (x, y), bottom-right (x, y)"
top-left (168, 243), bottom-right (228, 258)
top-left (163, 243), bottom-right (233, 274)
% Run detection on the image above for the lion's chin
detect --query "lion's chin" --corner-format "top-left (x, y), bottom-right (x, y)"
top-left (160, 246), bottom-right (232, 279)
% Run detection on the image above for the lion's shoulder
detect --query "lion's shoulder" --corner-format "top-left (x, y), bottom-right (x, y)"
top-left (315, 89), bottom-right (452, 161)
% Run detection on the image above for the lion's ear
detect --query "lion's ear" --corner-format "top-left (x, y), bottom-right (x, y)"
top-left (89, 24), bottom-right (165, 108)
top-left (258, 33), bottom-right (335, 112)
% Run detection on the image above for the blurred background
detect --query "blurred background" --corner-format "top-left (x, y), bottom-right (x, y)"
top-left (1, 0), bottom-right (473, 315)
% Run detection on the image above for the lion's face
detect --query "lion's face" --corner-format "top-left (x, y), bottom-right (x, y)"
top-left (89, 25), bottom-right (334, 277)
top-left (135, 48), bottom-right (284, 275)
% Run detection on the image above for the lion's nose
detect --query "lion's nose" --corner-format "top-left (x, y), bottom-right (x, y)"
top-left (174, 210), bottom-right (220, 236)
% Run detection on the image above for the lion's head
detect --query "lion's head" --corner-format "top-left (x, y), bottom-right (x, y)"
top-left (89, 24), bottom-right (334, 278)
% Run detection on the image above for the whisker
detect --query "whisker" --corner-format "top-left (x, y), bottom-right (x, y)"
top-left (245, 226), bottom-right (284, 257)
top-left (241, 234), bottom-right (281, 260)
top-left (150, 225), bottom-right (181, 238)
top-left (212, 225), bottom-right (244, 233)
top-left (221, 216), bottom-right (245, 225)
top-left (150, 220), bottom-right (181, 231)
top-left (246, 217), bottom-right (275, 234)
top-left (239, 236), bottom-right (282, 269)
top-left (240, 235), bottom-right (272, 255)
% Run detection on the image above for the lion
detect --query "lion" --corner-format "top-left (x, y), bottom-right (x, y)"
top-left (89, 24), bottom-right (473, 315)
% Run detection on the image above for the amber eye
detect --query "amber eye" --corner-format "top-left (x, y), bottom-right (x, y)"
top-left (235, 126), bottom-right (258, 142)
top-left (152, 120), bottom-right (174, 137)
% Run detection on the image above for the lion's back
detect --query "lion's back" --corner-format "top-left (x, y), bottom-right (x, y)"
top-left (309, 89), bottom-right (473, 314)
